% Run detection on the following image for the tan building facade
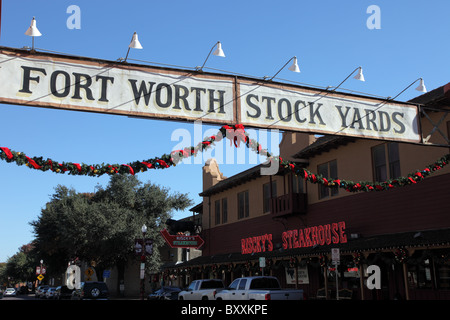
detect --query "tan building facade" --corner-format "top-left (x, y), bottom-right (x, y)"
top-left (164, 83), bottom-right (450, 300)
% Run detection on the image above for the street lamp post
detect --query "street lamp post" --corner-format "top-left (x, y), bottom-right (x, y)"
top-left (140, 224), bottom-right (147, 300)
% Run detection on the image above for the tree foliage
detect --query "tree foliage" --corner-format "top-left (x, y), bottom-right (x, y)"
top-left (30, 174), bottom-right (192, 277)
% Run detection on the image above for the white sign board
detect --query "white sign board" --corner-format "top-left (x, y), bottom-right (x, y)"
top-left (285, 266), bottom-right (310, 285)
top-left (259, 257), bottom-right (266, 268)
top-left (0, 49), bottom-right (235, 124)
top-left (0, 47), bottom-right (421, 143)
top-left (239, 81), bottom-right (420, 143)
top-left (332, 248), bottom-right (340, 263)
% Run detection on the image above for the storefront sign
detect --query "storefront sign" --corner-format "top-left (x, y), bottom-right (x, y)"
top-left (241, 233), bottom-right (273, 254)
top-left (0, 47), bottom-right (421, 143)
top-left (282, 221), bottom-right (347, 250)
top-left (160, 229), bottom-right (205, 249)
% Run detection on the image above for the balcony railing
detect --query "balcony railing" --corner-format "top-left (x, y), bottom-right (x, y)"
top-left (270, 193), bottom-right (307, 217)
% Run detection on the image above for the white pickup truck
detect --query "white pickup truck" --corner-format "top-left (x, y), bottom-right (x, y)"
top-left (178, 279), bottom-right (225, 300)
top-left (215, 276), bottom-right (303, 300)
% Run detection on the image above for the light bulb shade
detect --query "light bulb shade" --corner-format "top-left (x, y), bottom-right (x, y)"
top-left (25, 17), bottom-right (42, 37)
top-left (288, 57), bottom-right (300, 73)
top-left (129, 32), bottom-right (143, 49)
top-left (353, 67), bottom-right (365, 81)
top-left (212, 42), bottom-right (225, 57)
top-left (415, 78), bottom-right (427, 92)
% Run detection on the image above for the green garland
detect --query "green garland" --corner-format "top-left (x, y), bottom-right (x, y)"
top-left (1, 124), bottom-right (449, 192)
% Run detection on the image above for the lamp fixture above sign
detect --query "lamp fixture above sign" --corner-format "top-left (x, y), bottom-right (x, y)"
top-left (197, 41), bottom-right (226, 72)
top-left (122, 31), bottom-right (143, 62)
top-left (24, 17), bottom-right (42, 51)
top-left (332, 66), bottom-right (365, 91)
top-left (390, 77), bottom-right (427, 101)
top-left (266, 56), bottom-right (300, 81)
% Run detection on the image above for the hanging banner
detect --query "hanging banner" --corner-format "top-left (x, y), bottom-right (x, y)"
top-left (0, 47), bottom-right (421, 143)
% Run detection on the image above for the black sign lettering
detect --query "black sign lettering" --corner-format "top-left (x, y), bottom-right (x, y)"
top-left (50, 70), bottom-right (71, 98)
top-left (173, 84), bottom-right (191, 110)
top-left (277, 98), bottom-right (292, 122)
top-left (155, 83), bottom-right (172, 108)
top-left (392, 112), bottom-right (406, 134)
top-left (128, 79), bottom-right (156, 106)
top-left (19, 66), bottom-right (47, 94)
top-left (294, 100), bottom-right (307, 123)
top-left (96, 75), bottom-right (114, 102)
top-left (246, 94), bottom-right (261, 118)
top-left (208, 89), bottom-right (225, 114)
top-left (72, 73), bottom-right (95, 101)
top-left (262, 96), bottom-right (276, 120)
top-left (309, 102), bottom-right (325, 125)
top-left (190, 87), bottom-right (206, 112)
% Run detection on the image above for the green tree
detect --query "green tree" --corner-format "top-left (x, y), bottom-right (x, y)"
top-left (30, 174), bottom-right (192, 293)
top-left (3, 244), bottom-right (36, 286)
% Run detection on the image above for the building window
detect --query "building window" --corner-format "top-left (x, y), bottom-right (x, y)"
top-left (222, 198), bottom-right (228, 224)
top-left (263, 181), bottom-right (277, 213)
top-left (372, 143), bottom-right (400, 181)
top-left (215, 198), bottom-right (228, 225)
top-left (292, 174), bottom-right (304, 194)
top-left (318, 160), bottom-right (338, 199)
top-left (238, 190), bottom-right (249, 219)
top-left (408, 259), bottom-right (433, 289)
top-left (215, 199), bottom-right (221, 225)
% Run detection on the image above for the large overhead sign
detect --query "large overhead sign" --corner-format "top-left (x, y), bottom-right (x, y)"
top-left (0, 47), bottom-right (235, 125)
top-left (0, 47), bottom-right (421, 143)
top-left (238, 81), bottom-right (420, 142)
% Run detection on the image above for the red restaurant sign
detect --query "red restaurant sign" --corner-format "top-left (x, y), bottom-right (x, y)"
top-left (241, 221), bottom-right (347, 254)
top-left (282, 221), bottom-right (347, 250)
top-left (160, 229), bottom-right (205, 249)
top-left (241, 233), bottom-right (273, 255)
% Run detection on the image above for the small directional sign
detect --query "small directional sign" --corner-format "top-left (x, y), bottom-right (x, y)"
top-left (160, 229), bottom-right (205, 249)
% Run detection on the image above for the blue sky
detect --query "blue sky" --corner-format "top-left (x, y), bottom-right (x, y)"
top-left (1, 0), bottom-right (449, 262)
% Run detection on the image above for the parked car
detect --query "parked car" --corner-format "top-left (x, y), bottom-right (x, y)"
top-left (3, 288), bottom-right (16, 297)
top-left (35, 285), bottom-right (49, 298)
top-left (148, 286), bottom-right (181, 300)
top-left (178, 279), bottom-right (225, 300)
top-left (55, 285), bottom-right (74, 300)
top-left (71, 282), bottom-right (109, 300)
top-left (215, 276), bottom-right (304, 300)
top-left (45, 287), bottom-right (57, 299)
